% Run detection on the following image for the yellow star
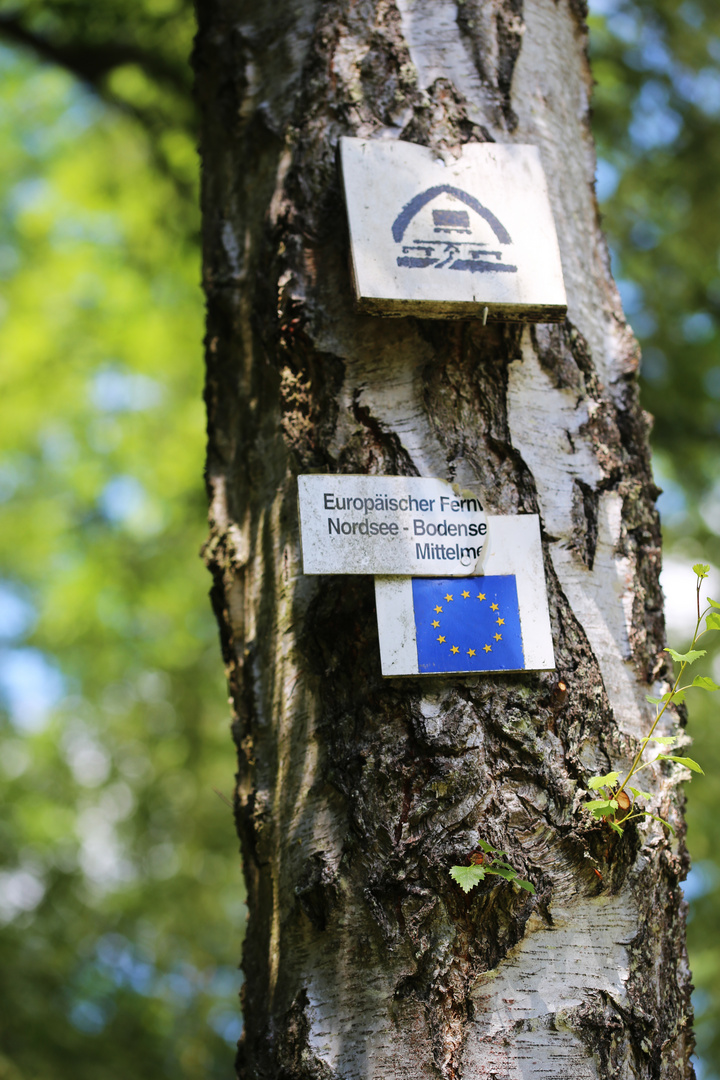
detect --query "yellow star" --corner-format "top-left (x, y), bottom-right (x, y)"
top-left (496, 617), bottom-right (504, 626)
top-left (444, 594), bottom-right (453, 602)
top-left (437, 635), bottom-right (446, 643)
top-left (432, 620), bottom-right (440, 628)
top-left (494, 633), bottom-right (502, 642)
top-left (483, 644), bottom-right (492, 653)
top-left (467, 648), bottom-right (476, 657)
top-left (434, 605), bottom-right (443, 613)
top-left (477, 592), bottom-right (486, 601)
top-left (461, 590), bottom-right (470, 599)
top-left (451, 645), bottom-right (459, 654)
top-left (490, 603), bottom-right (499, 611)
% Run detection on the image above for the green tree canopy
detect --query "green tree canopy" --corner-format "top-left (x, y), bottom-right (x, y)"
top-left (590, 0), bottom-right (720, 557)
top-left (0, 39), bottom-right (243, 1080)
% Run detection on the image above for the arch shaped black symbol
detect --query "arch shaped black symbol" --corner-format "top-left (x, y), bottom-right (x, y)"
top-left (391, 184), bottom-right (512, 245)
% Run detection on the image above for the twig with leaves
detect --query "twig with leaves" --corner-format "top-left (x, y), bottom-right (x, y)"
top-left (585, 563), bottom-right (718, 835)
top-left (450, 838), bottom-right (535, 895)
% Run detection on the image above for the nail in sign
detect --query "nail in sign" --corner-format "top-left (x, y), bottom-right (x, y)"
top-left (339, 137), bottom-right (567, 321)
top-left (297, 475), bottom-right (488, 577)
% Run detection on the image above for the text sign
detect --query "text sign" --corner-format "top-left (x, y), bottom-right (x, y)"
top-left (375, 515), bottom-right (555, 676)
top-left (339, 137), bottom-right (567, 322)
top-left (298, 475), bottom-right (488, 576)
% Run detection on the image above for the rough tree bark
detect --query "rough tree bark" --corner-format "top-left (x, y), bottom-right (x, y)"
top-left (195, 1), bottom-right (694, 1077)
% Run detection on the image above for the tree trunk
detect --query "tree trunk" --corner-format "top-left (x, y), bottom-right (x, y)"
top-left (194, 1), bottom-right (694, 1077)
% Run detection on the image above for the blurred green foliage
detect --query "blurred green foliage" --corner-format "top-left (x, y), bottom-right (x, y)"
top-left (590, 2), bottom-right (720, 1074)
top-left (1, 0), bottom-right (720, 1078)
top-left (590, 0), bottom-right (720, 555)
top-left (0, 0), bottom-right (196, 197)
top-left (0, 33), bottom-right (243, 1080)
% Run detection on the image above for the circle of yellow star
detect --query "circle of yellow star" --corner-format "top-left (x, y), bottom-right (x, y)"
top-left (477, 592), bottom-right (486, 601)
top-left (451, 645), bottom-right (459, 654)
top-left (496, 617), bottom-right (504, 626)
top-left (494, 633), bottom-right (502, 641)
top-left (432, 620), bottom-right (440, 628)
top-left (483, 644), bottom-right (492, 653)
top-left (490, 603), bottom-right (499, 611)
top-left (437, 635), bottom-right (446, 643)
top-left (467, 648), bottom-right (476, 657)
top-left (461, 590), bottom-right (470, 599)
top-left (434, 605), bottom-right (443, 613)
top-left (444, 594), bottom-right (453, 602)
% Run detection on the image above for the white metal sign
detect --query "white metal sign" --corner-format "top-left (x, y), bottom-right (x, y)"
top-left (374, 515), bottom-right (554, 676)
top-left (339, 137), bottom-right (567, 321)
top-left (298, 475), bottom-right (488, 576)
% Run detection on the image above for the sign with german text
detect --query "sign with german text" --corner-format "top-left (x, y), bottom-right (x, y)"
top-left (339, 137), bottom-right (567, 322)
top-left (297, 475), bottom-right (488, 576)
top-left (374, 515), bottom-right (554, 675)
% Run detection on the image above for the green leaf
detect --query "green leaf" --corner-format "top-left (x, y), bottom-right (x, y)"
top-left (450, 865), bottom-right (485, 893)
top-left (643, 812), bottom-right (676, 836)
top-left (706, 613), bottom-right (720, 632)
top-left (647, 812), bottom-right (677, 833)
top-left (655, 755), bottom-right (705, 774)
top-left (476, 838), bottom-right (502, 855)
top-left (645, 695), bottom-right (663, 705)
top-left (586, 798), bottom-right (619, 819)
top-left (692, 675), bottom-right (720, 692)
top-left (484, 867), bottom-right (536, 895)
top-left (628, 786), bottom-right (652, 800)
top-left (707, 598), bottom-right (720, 608)
top-left (645, 735), bottom-right (678, 746)
top-left (632, 810), bottom-right (676, 836)
top-left (693, 564), bottom-right (710, 578)
top-left (665, 648), bottom-right (706, 665)
top-left (588, 771), bottom-right (620, 790)
top-left (484, 866), bottom-right (518, 882)
top-left (514, 877), bottom-right (536, 894)
top-left (609, 820), bottom-right (624, 835)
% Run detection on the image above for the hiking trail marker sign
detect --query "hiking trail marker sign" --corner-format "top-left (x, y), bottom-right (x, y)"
top-left (298, 475), bottom-right (488, 576)
top-left (339, 137), bottom-right (567, 322)
top-left (298, 476), bottom-right (555, 676)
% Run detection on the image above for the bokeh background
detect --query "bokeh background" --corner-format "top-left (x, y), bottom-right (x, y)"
top-left (0, 1), bottom-right (719, 1077)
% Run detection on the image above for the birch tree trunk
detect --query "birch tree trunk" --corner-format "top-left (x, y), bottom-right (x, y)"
top-left (195, 1), bottom-right (694, 1077)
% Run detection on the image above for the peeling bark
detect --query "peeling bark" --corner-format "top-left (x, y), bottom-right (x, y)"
top-left (194, 1), bottom-right (694, 1077)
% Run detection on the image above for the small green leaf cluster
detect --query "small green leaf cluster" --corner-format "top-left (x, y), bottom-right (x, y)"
top-left (450, 839), bottom-right (535, 895)
top-left (584, 564), bottom-right (716, 836)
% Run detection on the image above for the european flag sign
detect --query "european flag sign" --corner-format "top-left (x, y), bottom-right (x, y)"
top-left (374, 515), bottom-right (555, 677)
top-left (412, 576), bottom-right (524, 673)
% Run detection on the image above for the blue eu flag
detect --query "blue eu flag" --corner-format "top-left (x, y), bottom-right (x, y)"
top-left (412, 576), bottom-right (525, 673)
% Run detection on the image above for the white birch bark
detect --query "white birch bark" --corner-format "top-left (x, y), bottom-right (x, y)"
top-left (196, 1), bottom-right (694, 1077)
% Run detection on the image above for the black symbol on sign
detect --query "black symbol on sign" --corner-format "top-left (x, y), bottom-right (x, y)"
top-left (432, 209), bottom-right (471, 232)
top-left (391, 184), bottom-right (518, 275)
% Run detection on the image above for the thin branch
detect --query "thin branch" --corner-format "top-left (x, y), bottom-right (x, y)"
top-left (0, 12), bottom-right (198, 206)
top-left (0, 13), bottom-right (192, 97)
